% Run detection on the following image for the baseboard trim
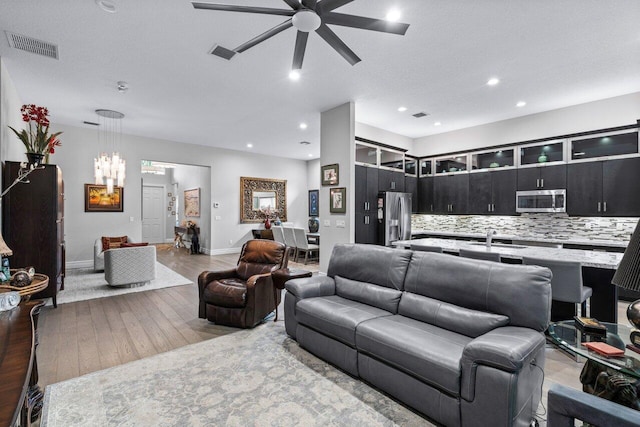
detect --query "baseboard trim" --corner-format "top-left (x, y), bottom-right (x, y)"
top-left (67, 260), bottom-right (94, 270)
top-left (208, 248), bottom-right (242, 256)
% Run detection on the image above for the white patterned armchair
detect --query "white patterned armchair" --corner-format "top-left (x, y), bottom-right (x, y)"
top-left (104, 245), bottom-right (157, 287)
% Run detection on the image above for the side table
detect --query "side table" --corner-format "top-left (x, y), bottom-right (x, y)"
top-left (271, 268), bottom-right (312, 321)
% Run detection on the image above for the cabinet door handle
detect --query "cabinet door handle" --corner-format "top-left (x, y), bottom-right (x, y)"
top-left (536, 179), bottom-right (539, 188)
top-left (597, 202), bottom-right (601, 212)
top-left (603, 202), bottom-right (607, 212)
top-left (430, 204), bottom-right (433, 212)
top-left (541, 178), bottom-right (544, 188)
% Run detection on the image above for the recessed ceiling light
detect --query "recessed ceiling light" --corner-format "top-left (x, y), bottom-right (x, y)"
top-left (299, 122), bottom-right (308, 130)
top-left (95, 0), bottom-right (117, 13)
top-left (397, 106), bottom-right (407, 112)
top-left (516, 101), bottom-right (526, 107)
top-left (308, 154), bottom-right (313, 157)
top-left (386, 9), bottom-right (401, 22)
top-left (434, 122), bottom-right (441, 126)
top-left (289, 70), bottom-right (301, 81)
top-left (246, 143), bottom-right (253, 148)
top-left (487, 77), bottom-right (500, 86)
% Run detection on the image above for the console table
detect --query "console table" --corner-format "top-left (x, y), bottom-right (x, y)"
top-left (0, 300), bottom-right (45, 427)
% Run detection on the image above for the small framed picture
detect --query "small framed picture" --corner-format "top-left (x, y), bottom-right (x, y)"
top-left (321, 163), bottom-right (339, 186)
top-left (308, 189), bottom-right (319, 216)
top-left (329, 187), bottom-right (346, 214)
top-left (167, 192), bottom-right (172, 197)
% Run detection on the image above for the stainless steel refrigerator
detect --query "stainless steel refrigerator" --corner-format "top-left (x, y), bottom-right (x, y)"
top-left (377, 191), bottom-right (412, 246)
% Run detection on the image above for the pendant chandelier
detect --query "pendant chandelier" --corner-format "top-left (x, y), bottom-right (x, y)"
top-left (94, 109), bottom-right (125, 194)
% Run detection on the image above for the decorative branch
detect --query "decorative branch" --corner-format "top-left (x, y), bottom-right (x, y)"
top-left (0, 162), bottom-right (44, 199)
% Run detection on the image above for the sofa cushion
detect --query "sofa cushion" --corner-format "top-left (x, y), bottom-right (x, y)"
top-left (121, 242), bottom-right (149, 248)
top-left (404, 252), bottom-right (552, 332)
top-left (335, 275), bottom-right (402, 314)
top-left (203, 278), bottom-right (247, 308)
top-left (356, 315), bottom-right (472, 396)
top-left (296, 295), bottom-right (392, 347)
top-left (101, 236), bottom-right (128, 251)
top-left (399, 293), bottom-right (509, 338)
top-left (327, 244), bottom-right (412, 291)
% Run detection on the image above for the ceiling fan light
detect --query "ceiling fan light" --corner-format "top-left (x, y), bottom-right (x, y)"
top-left (292, 10), bottom-right (321, 32)
top-left (289, 70), bottom-right (301, 80)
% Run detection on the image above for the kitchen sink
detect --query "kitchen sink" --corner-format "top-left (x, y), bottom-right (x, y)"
top-left (469, 242), bottom-right (528, 249)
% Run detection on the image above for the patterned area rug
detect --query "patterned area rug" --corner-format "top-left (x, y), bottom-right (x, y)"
top-left (41, 322), bottom-right (431, 426)
top-left (52, 262), bottom-right (192, 305)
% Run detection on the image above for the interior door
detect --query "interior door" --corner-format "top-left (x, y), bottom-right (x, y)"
top-left (142, 185), bottom-right (165, 243)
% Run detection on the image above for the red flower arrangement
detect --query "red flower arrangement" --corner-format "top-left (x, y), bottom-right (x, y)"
top-left (8, 104), bottom-right (63, 157)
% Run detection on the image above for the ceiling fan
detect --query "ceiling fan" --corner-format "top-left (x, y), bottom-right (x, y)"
top-left (192, 0), bottom-right (410, 71)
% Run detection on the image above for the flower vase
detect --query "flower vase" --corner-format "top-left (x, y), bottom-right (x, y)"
top-left (264, 218), bottom-right (271, 229)
top-left (26, 152), bottom-right (45, 165)
top-left (537, 154), bottom-right (548, 163)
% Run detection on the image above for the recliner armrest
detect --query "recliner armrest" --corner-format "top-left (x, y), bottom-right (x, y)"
top-left (198, 269), bottom-right (239, 292)
top-left (285, 276), bottom-right (335, 299)
top-left (460, 326), bottom-right (545, 401)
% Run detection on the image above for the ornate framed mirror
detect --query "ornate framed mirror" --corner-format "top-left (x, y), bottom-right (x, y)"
top-left (240, 177), bottom-right (287, 223)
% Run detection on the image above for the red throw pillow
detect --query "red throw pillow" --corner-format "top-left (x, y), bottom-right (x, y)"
top-left (121, 242), bottom-right (149, 248)
top-left (101, 236), bottom-right (128, 252)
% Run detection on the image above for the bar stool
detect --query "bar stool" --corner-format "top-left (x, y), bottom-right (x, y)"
top-left (459, 248), bottom-right (502, 262)
top-left (522, 257), bottom-right (592, 317)
top-left (410, 244), bottom-right (443, 253)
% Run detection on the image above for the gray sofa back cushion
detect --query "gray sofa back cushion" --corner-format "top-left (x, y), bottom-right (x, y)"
top-left (335, 276), bottom-right (402, 314)
top-left (398, 293), bottom-right (509, 338)
top-left (327, 244), bottom-right (412, 291)
top-left (404, 252), bottom-right (552, 332)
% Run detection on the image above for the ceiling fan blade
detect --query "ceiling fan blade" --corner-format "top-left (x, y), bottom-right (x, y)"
top-left (292, 31), bottom-right (309, 70)
top-left (281, 0), bottom-right (300, 10)
top-left (234, 19), bottom-right (293, 54)
top-left (210, 45), bottom-right (237, 60)
top-left (301, 0), bottom-right (318, 9)
top-left (315, 23), bottom-right (360, 65)
top-left (322, 12), bottom-right (410, 35)
top-left (317, 0), bottom-right (353, 14)
top-left (192, 2), bottom-right (295, 17)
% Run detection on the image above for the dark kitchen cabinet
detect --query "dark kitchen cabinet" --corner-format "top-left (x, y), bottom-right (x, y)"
top-left (418, 176), bottom-right (434, 213)
top-left (378, 169), bottom-right (405, 192)
top-left (468, 169), bottom-right (517, 215)
top-left (517, 164), bottom-right (566, 191)
top-left (434, 174), bottom-right (468, 214)
top-left (355, 165), bottom-right (378, 244)
top-left (3, 162), bottom-right (64, 307)
top-left (405, 175), bottom-right (418, 213)
top-left (567, 157), bottom-right (640, 216)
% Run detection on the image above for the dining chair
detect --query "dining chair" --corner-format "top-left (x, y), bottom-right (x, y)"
top-left (282, 227), bottom-right (297, 258)
top-left (410, 244), bottom-right (443, 253)
top-left (459, 248), bottom-right (502, 262)
top-left (292, 227), bottom-right (319, 264)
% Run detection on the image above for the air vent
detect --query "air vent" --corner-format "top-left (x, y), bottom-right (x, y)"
top-left (83, 121), bottom-right (99, 126)
top-left (412, 112), bottom-right (429, 118)
top-left (6, 31), bottom-right (59, 59)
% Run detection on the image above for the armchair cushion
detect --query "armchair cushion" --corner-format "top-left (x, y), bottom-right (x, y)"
top-left (204, 278), bottom-right (248, 308)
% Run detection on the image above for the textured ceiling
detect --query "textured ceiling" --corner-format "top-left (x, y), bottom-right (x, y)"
top-left (1, 0), bottom-right (639, 160)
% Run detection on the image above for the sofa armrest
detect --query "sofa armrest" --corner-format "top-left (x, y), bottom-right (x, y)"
top-left (548, 383), bottom-right (640, 427)
top-left (460, 326), bottom-right (545, 401)
top-left (285, 276), bottom-right (335, 299)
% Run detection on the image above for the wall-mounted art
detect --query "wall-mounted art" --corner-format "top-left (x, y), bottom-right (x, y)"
top-left (321, 163), bottom-right (339, 186)
top-left (308, 189), bottom-right (319, 217)
top-left (329, 187), bottom-right (346, 214)
top-left (84, 184), bottom-right (124, 212)
top-left (184, 188), bottom-right (201, 217)
top-left (240, 176), bottom-right (287, 223)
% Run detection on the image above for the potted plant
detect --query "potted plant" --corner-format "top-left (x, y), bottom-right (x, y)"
top-left (8, 104), bottom-right (62, 164)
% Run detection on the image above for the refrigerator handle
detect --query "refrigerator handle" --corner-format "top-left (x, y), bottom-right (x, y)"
top-left (397, 196), bottom-right (404, 239)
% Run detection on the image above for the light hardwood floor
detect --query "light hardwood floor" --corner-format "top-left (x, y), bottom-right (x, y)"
top-left (36, 244), bottom-right (319, 388)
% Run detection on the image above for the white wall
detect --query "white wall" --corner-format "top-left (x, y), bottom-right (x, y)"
top-left (355, 122), bottom-right (414, 153)
top-left (306, 158), bottom-right (320, 192)
top-left (319, 102), bottom-right (355, 273)
top-left (413, 92), bottom-right (640, 157)
top-left (0, 59), bottom-right (24, 169)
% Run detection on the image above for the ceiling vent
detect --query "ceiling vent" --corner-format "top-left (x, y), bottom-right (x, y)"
top-left (83, 121), bottom-right (99, 126)
top-left (412, 112), bottom-right (429, 118)
top-left (5, 31), bottom-right (59, 60)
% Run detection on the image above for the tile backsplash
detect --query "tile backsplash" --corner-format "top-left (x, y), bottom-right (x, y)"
top-left (411, 214), bottom-right (638, 242)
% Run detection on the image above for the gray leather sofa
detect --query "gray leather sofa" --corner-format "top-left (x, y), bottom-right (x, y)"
top-left (284, 244), bottom-right (552, 427)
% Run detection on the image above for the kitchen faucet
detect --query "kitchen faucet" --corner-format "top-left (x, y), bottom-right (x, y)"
top-left (486, 229), bottom-right (497, 248)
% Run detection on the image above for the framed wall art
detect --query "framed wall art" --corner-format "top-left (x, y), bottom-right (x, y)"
top-left (184, 188), bottom-right (201, 217)
top-left (308, 189), bottom-right (319, 217)
top-left (329, 187), bottom-right (346, 214)
top-left (84, 184), bottom-right (124, 212)
top-left (321, 163), bottom-right (339, 186)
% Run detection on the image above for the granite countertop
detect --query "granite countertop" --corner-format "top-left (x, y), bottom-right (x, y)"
top-left (411, 230), bottom-right (628, 249)
top-left (395, 237), bottom-right (623, 269)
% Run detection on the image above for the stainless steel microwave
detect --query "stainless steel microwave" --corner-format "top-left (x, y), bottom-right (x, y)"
top-left (516, 189), bottom-right (566, 213)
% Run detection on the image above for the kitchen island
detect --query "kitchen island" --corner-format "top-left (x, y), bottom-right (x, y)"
top-left (395, 238), bottom-right (623, 323)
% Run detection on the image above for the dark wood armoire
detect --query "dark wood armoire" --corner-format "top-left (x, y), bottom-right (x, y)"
top-left (2, 161), bottom-right (65, 307)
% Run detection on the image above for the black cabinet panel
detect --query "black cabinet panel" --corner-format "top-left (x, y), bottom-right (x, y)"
top-left (517, 165), bottom-right (566, 190)
top-left (355, 165), bottom-right (379, 244)
top-left (491, 169), bottom-right (517, 215)
top-left (405, 176), bottom-right (418, 213)
top-left (434, 174), bottom-right (468, 214)
top-left (602, 157), bottom-right (640, 216)
top-left (355, 165), bottom-right (367, 214)
top-left (418, 177), bottom-right (434, 213)
top-left (567, 162), bottom-right (602, 216)
top-left (378, 169), bottom-right (404, 192)
top-left (468, 172), bottom-right (492, 214)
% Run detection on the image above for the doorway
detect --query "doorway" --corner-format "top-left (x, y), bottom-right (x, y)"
top-left (142, 185), bottom-right (165, 243)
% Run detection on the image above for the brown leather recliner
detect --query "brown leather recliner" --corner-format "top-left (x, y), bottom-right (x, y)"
top-left (198, 239), bottom-right (288, 328)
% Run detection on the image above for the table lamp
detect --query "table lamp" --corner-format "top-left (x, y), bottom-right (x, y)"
top-left (612, 219), bottom-right (640, 347)
top-left (0, 232), bottom-right (12, 282)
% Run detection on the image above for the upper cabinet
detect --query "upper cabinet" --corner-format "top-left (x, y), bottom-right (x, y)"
top-left (519, 140), bottom-right (565, 166)
top-left (569, 129), bottom-right (639, 161)
top-left (379, 147), bottom-right (404, 171)
top-left (435, 155), bottom-right (468, 174)
top-left (405, 157), bottom-right (417, 176)
top-left (470, 147), bottom-right (515, 171)
top-left (355, 141), bottom-right (378, 166)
